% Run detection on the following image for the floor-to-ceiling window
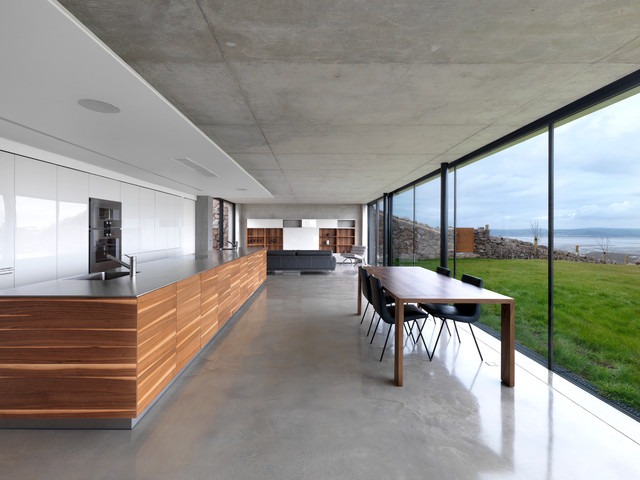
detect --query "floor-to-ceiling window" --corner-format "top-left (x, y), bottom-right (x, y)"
top-left (414, 177), bottom-right (440, 271)
top-left (391, 187), bottom-right (414, 265)
top-left (554, 90), bottom-right (640, 410)
top-left (212, 198), bottom-right (235, 249)
top-left (454, 131), bottom-right (549, 356)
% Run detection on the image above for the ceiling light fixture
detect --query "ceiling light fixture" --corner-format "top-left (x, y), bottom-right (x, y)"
top-left (78, 98), bottom-right (121, 114)
top-left (173, 157), bottom-right (218, 177)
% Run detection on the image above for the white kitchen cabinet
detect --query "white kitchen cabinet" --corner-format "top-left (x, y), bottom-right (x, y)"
top-left (57, 167), bottom-right (89, 278)
top-left (0, 151), bottom-right (15, 289)
top-left (182, 198), bottom-right (195, 255)
top-left (121, 183), bottom-right (141, 256)
top-left (15, 156), bottom-right (57, 286)
top-left (89, 175), bottom-right (120, 201)
top-left (154, 191), bottom-right (170, 250)
top-left (139, 187), bottom-right (155, 252)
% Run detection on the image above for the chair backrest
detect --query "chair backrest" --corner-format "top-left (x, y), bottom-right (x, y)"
top-left (368, 275), bottom-right (394, 325)
top-left (350, 245), bottom-right (366, 256)
top-left (454, 274), bottom-right (483, 318)
top-left (359, 267), bottom-right (372, 302)
top-left (436, 266), bottom-right (452, 277)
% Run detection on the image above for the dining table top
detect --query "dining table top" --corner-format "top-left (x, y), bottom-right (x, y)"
top-left (364, 266), bottom-right (514, 305)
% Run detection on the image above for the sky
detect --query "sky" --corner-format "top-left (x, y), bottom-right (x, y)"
top-left (393, 90), bottom-right (640, 231)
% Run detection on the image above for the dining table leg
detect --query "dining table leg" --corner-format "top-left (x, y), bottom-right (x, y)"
top-left (501, 301), bottom-right (515, 387)
top-left (394, 299), bottom-right (404, 386)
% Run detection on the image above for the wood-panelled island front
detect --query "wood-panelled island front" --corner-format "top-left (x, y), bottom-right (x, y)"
top-left (0, 248), bottom-right (266, 427)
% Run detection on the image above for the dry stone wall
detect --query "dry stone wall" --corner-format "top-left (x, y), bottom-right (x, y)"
top-left (392, 217), bottom-right (602, 264)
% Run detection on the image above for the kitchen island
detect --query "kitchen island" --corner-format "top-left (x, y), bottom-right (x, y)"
top-left (0, 248), bottom-right (266, 428)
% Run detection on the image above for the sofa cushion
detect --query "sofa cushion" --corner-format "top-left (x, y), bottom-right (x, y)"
top-left (267, 250), bottom-right (296, 256)
top-left (296, 250), bottom-right (333, 256)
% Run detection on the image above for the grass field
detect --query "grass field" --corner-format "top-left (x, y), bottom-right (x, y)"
top-left (402, 258), bottom-right (640, 411)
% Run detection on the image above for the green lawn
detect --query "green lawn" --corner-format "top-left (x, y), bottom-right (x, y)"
top-left (403, 258), bottom-right (640, 411)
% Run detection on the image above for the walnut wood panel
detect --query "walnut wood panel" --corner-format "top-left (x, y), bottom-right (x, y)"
top-left (176, 276), bottom-right (201, 372)
top-left (216, 261), bottom-right (242, 327)
top-left (200, 268), bottom-right (219, 346)
top-left (0, 297), bottom-right (138, 418)
top-left (0, 250), bottom-right (267, 421)
top-left (136, 284), bottom-right (177, 415)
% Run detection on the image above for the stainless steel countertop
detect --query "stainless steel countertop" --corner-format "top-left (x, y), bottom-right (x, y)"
top-left (0, 248), bottom-right (264, 298)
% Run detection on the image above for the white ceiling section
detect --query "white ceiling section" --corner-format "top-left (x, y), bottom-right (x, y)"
top-left (0, 1), bottom-right (271, 200)
top-left (4, 1), bottom-right (640, 204)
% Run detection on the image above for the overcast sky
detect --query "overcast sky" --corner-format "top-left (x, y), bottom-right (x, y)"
top-left (394, 90), bottom-right (640, 231)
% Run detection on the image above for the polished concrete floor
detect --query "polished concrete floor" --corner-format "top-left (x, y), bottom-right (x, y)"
top-left (1, 265), bottom-right (640, 479)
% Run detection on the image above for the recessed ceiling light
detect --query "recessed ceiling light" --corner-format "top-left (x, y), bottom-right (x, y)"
top-left (174, 157), bottom-right (218, 177)
top-left (78, 98), bottom-right (121, 114)
top-left (236, 188), bottom-right (248, 191)
top-left (225, 42), bottom-right (237, 47)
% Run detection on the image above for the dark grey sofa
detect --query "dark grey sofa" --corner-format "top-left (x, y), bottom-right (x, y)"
top-left (267, 250), bottom-right (336, 272)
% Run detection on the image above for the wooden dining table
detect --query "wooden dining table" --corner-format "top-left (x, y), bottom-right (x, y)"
top-left (358, 266), bottom-right (515, 387)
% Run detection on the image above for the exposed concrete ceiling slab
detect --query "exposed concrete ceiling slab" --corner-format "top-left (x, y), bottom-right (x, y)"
top-left (38, 1), bottom-right (640, 203)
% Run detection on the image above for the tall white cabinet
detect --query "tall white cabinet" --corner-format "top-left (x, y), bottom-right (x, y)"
top-left (0, 152), bottom-right (15, 289)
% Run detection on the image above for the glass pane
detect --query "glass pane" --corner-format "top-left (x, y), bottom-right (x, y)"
top-left (392, 187), bottom-right (414, 265)
top-left (454, 131), bottom-right (548, 357)
top-left (415, 177), bottom-right (440, 271)
top-left (367, 202), bottom-right (378, 265)
top-left (555, 90), bottom-right (640, 410)
top-left (212, 198), bottom-right (221, 249)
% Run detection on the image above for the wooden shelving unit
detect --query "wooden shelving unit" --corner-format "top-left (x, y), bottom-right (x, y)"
top-left (319, 228), bottom-right (355, 254)
top-left (246, 228), bottom-right (283, 250)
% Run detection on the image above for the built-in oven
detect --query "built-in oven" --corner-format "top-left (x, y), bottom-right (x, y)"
top-left (89, 198), bottom-right (123, 272)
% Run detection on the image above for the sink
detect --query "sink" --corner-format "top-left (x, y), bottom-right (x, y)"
top-left (69, 271), bottom-right (133, 280)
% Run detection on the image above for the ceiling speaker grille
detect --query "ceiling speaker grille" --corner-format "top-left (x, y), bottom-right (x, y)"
top-left (173, 157), bottom-right (218, 177)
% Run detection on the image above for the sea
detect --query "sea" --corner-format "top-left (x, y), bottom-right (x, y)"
top-left (490, 229), bottom-right (640, 260)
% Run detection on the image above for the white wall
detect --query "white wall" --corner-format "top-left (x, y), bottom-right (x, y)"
top-left (0, 148), bottom-right (196, 288)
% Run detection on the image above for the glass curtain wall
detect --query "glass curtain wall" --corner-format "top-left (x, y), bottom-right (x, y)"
top-left (554, 91), bottom-right (640, 410)
top-left (391, 187), bottom-right (414, 265)
top-left (367, 82), bottom-right (640, 413)
top-left (414, 177), bottom-right (440, 271)
top-left (376, 198), bottom-right (385, 265)
top-left (452, 130), bottom-right (549, 356)
top-left (212, 199), bottom-right (235, 249)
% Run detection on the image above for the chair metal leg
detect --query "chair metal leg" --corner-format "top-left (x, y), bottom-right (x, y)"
top-left (404, 322), bottom-right (417, 344)
top-left (428, 318), bottom-right (448, 361)
top-left (360, 302), bottom-right (369, 325)
top-left (415, 320), bottom-right (431, 358)
top-left (367, 312), bottom-right (377, 336)
top-left (379, 325), bottom-right (393, 362)
top-left (370, 317), bottom-right (382, 343)
top-left (453, 321), bottom-right (461, 342)
top-left (468, 324), bottom-right (483, 362)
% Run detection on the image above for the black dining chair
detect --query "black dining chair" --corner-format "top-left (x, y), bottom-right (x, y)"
top-left (418, 266), bottom-right (452, 333)
top-left (358, 267), bottom-right (373, 325)
top-left (359, 267), bottom-right (396, 337)
top-left (422, 274), bottom-right (484, 361)
top-left (368, 274), bottom-right (432, 361)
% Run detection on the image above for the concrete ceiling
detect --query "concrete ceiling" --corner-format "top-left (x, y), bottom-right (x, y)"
top-left (25, 2), bottom-right (640, 203)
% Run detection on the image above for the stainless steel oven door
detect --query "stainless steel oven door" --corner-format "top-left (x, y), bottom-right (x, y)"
top-left (89, 228), bottom-right (122, 272)
top-left (89, 198), bottom-right (122, 230)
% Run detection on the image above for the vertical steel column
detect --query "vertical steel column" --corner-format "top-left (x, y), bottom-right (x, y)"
top-left (440, 163), bottom-right (448, 268)
top-left (453, 166), bottom-right (457, 278)
top-left (548, 125), bottom-right (555, 370)
top-left (385, 193), bottom-right (393, 266)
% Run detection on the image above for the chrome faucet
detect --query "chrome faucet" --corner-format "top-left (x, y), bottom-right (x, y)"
top-left (106, 254), bottom-right (137, 277)
top-left (220, 240), bottom-right (238, 250)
